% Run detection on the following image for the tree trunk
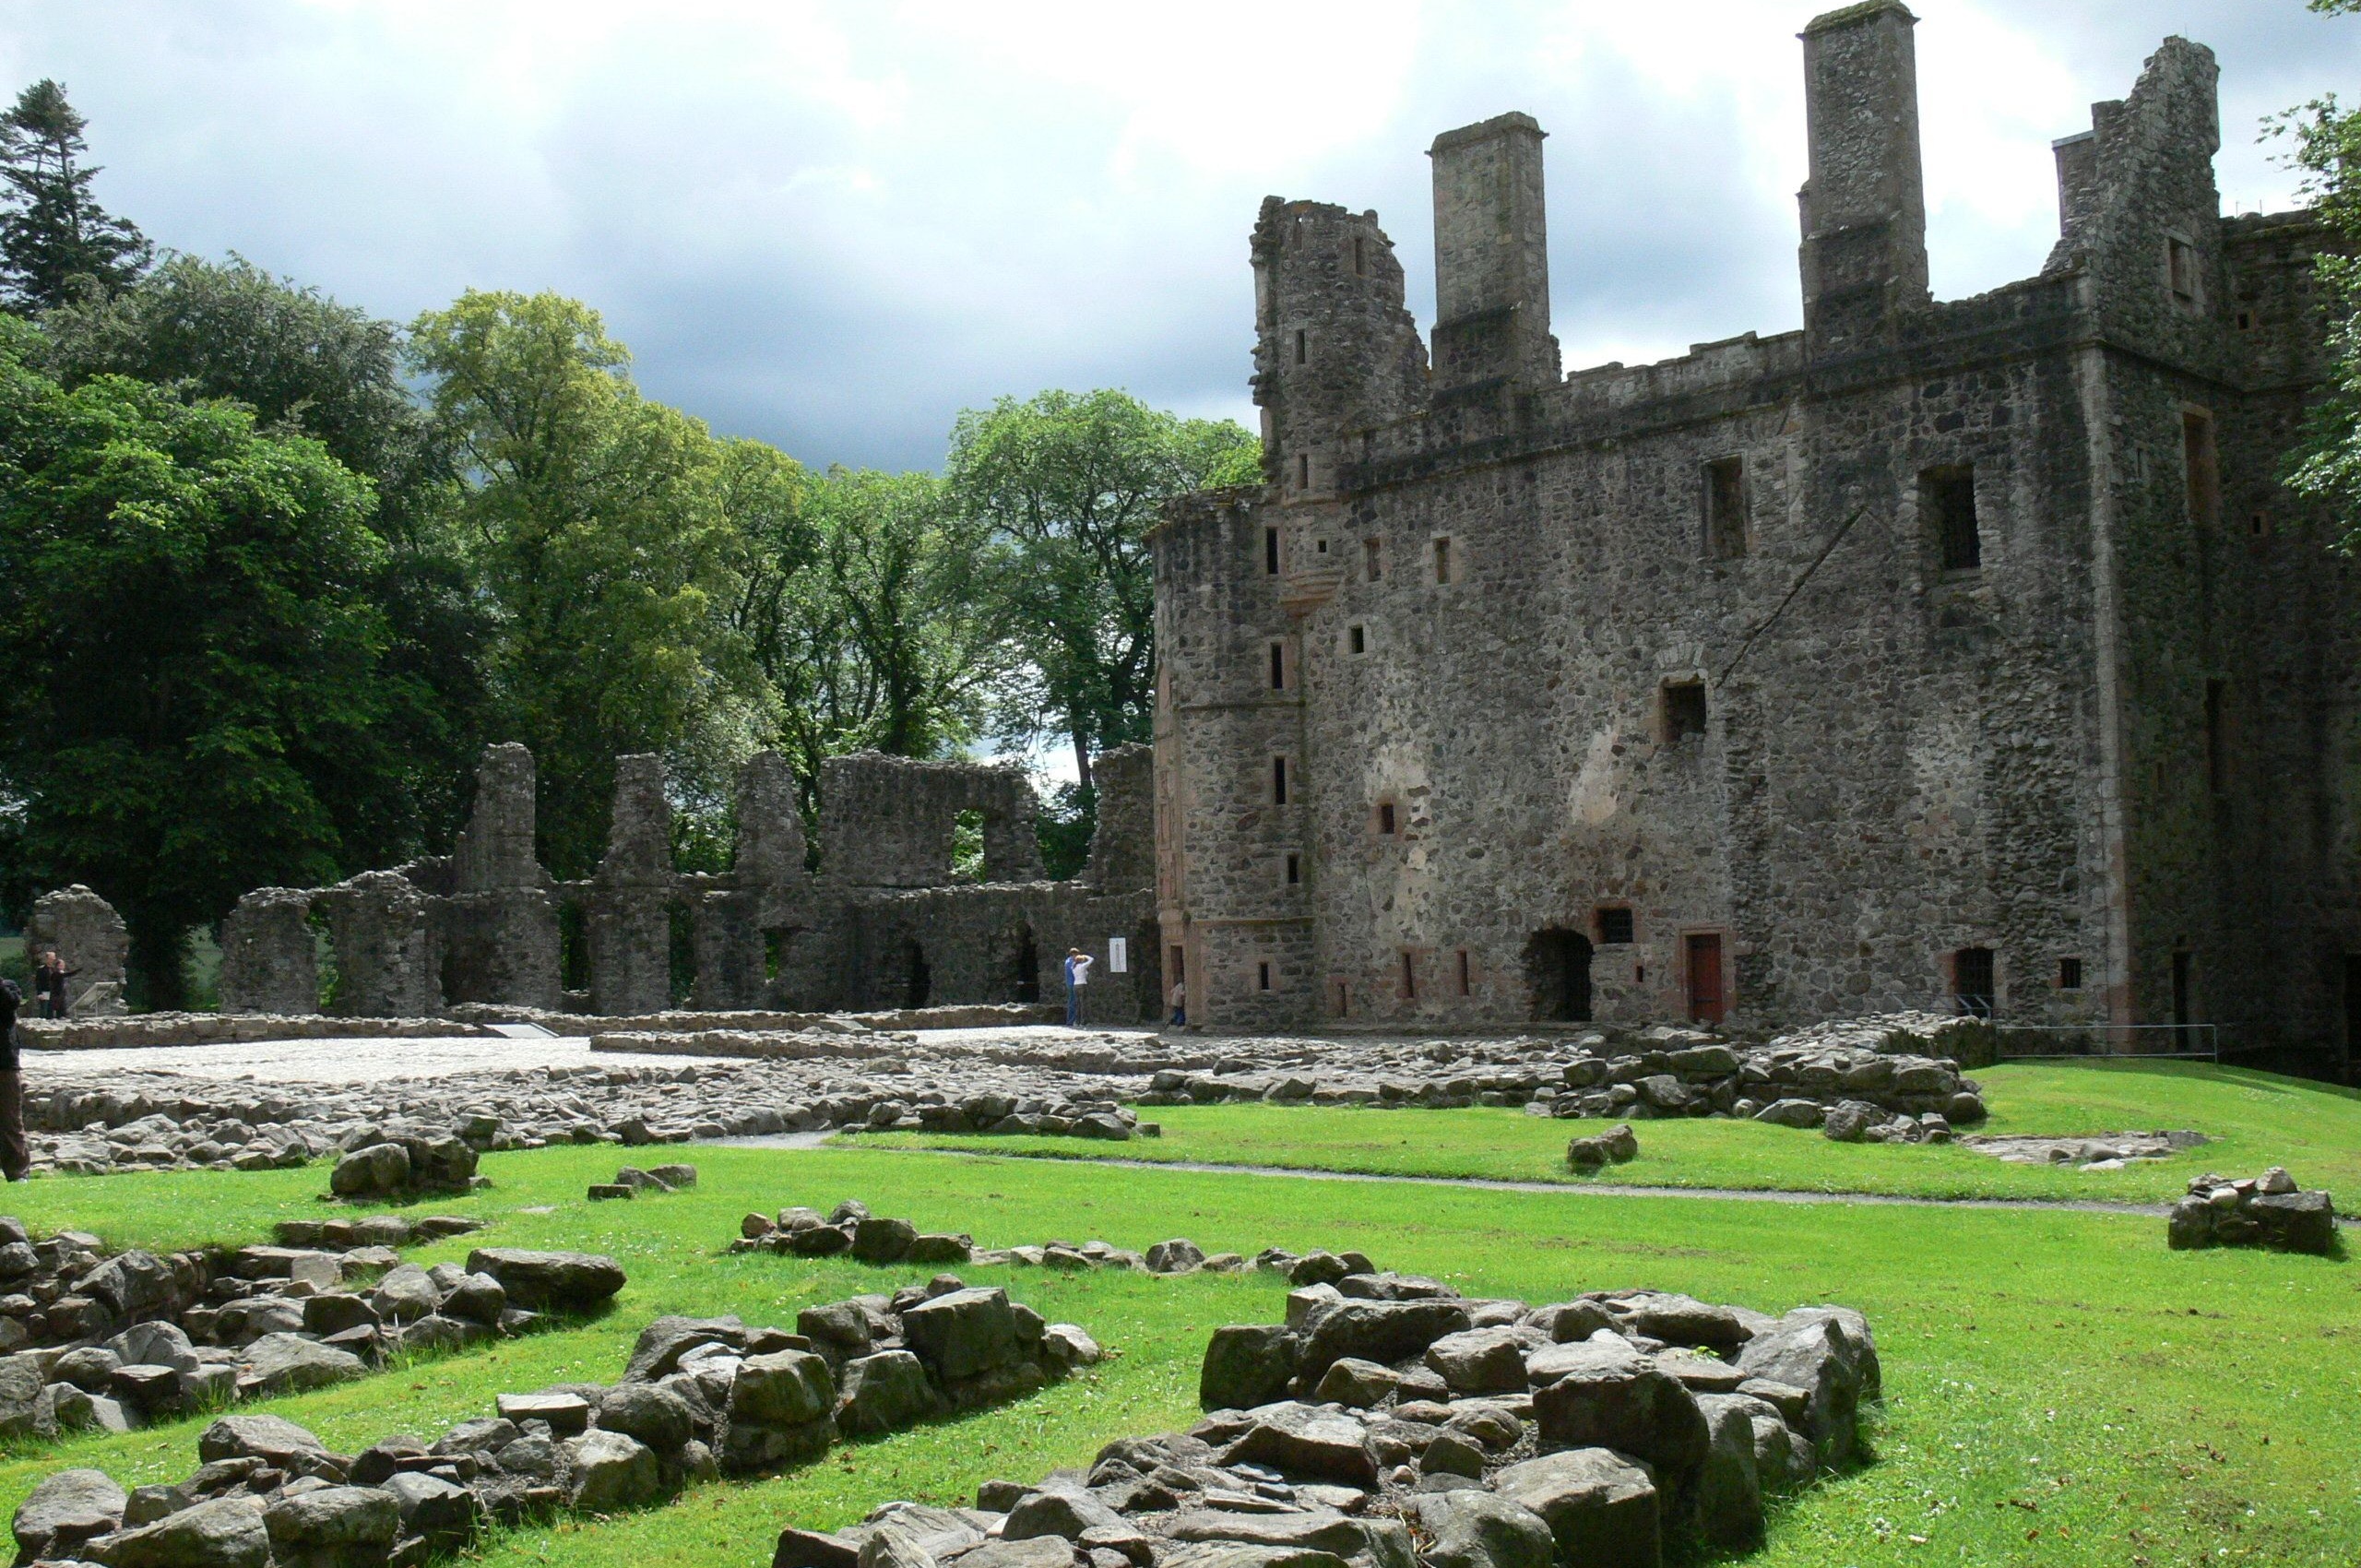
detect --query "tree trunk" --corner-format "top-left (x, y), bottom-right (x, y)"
top-left (1072, 729), bottom-right (1093, 794)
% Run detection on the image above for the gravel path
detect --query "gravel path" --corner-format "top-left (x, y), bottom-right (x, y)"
top-left (24, 1033), bottom-right (719, 1083)
top-left (721, 1137), bottom-right (2173, 1217)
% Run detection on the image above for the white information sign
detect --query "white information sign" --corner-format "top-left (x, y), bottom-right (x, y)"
top-left (1107, 936), bottom-right (1129, 974)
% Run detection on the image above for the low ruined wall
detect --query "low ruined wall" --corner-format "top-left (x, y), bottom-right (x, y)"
top-left (21, 1014), bottom-right (502, 1051)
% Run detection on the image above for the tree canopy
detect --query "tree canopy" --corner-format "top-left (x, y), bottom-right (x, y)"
top-left (0, 79), bottom-right (148, 314)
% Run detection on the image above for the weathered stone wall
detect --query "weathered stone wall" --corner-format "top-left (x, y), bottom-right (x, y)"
top-left (819, 753), bottom-right (1046, 888)
top-left (24, 885), bottom-right (129, 1016)
top-left (1156, 13), bottom-right (2352, 1072)
top-left (217, 889), bottom-right (319, 1016)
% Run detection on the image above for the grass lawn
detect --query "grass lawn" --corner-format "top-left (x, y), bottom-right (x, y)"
top-left (0, 1135), bottom-right (2350, 1567)
top-left (854, 1060), bottom-right (2361, 1206)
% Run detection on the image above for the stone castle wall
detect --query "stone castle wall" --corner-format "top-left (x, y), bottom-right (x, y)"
top-left (1155, 5), bottom-right (2355, 1074)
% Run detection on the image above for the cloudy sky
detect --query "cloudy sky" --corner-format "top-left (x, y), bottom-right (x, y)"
top-left (4, 1), bottom-right (2355, 472)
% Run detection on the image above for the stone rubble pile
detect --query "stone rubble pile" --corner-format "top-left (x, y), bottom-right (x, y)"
top-left (0, 1218), bottom-right (627, 1444)
top-left (12, 1282), bottom-right (1097, 1568)
top-left (328, 1129), bottom-right (488, 1201)
top-left (588, 1162), bottom-right (699, 1202)
top-left (1563, 1123), bottom-right (1639, 1170)
top-left (777, 1273), bottom-right (1874, 1568)
top-left (2167, 1168), bottom-right (2339, 1254)
top-left (733, 1204), bottom-right (1396, 1284)
top-left (1962, 1130), bottom-right (2206, 1170)
top-left (18, 1012), bottom-right (1999, 1182)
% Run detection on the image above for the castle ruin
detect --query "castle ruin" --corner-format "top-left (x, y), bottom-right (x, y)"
top-left (1154, 3), bottom-right (2357, 1076)
top-left (216, 743), bottom-right (1158, 1024)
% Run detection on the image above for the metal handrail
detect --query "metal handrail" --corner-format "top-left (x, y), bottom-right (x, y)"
top-left (1984, 1020), bottom-right (2223, 1063)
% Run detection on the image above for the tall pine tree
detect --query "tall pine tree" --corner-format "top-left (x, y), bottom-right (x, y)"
top-left (0, 79), bottom-right (148, 314)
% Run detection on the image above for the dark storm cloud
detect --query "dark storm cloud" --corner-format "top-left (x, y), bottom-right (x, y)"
top-left (0, 2), bottom-right (2353, 471)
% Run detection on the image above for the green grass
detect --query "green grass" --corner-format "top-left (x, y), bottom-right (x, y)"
top-left (854, 1061), bottom-right (2361, 1206)
top-left (0, 1126), bottom-right (2352, 1566)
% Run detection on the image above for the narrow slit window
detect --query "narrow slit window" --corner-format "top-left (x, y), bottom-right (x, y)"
top-left (1352, 236), bottom-right (1365, 277)
top-left (1376, 801), bottom-right (1397, 837)
top-left (1364, 538), bottom-right (1382, 581)
top-left (1333, 980), bottom-right (1349, 1016)
top-left (1922, 466), bottom-right (1980, 572)
top-left (2183, 410), bottom-right (2220, 528)
top-left (1294, 327), bottom-right (1307, 364)
top-left (1703, 456), bottom-right (1748, 560)
top-left (1348, 624), bottom-right (1366, 655)
top-left (1285, 852), bottom-right (1301, 885)
top-left (1272, 756), bottom-right (1289, 805)
top-left (2058, 956), bottom-right (2083, 991)
top-left (1297, 452), bottom-right (1310, 490)
top-left (1660, 680), bottom-right (1708, 744)
top-left (1455, 949), bottom-right (1471, 996)
top-left (1269, 641), bottom-right (1287, 690)
top-left (1264, 527), bottom-right (1280, 575)
top-left (2204, 677), bottom-right (2227, 794)
top-left (1401, 950), bottom-right (1418, 1000)
top-left (1258, 961), bottom-right (1272, 992)
top-left (1433, 537), bottom-right (1453, 584)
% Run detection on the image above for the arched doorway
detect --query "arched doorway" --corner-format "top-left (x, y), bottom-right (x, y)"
top-left (1524, 928), bottom-right (1594, 1022)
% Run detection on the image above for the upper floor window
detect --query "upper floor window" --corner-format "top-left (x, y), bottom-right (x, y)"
top-left (2166, 234), bottom-right (2202, 314)
top-left (1922, 466), bottom-right (1980, 572)
top-left (1264, 527), bottom-right (1281, 575)
top-left (1432, 537), bottom-right (1454, 584)
top-left (1703, 456), bottom-right (1748, 560)
top-left (1363, 538), bottom-right (1382, 581)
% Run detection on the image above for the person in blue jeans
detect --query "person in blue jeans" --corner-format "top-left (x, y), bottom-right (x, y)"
top-left (1062, 948), bottom-right (1093, 1027)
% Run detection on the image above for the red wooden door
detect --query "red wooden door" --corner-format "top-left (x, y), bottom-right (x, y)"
top-left (1686, 933), bottom-right (1726, 1024)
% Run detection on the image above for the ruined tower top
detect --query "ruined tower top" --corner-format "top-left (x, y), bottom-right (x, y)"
top-left (1428, 111), bottom-right (1559, 394)
top-left (1797, 0), bottom-right (1929, 351)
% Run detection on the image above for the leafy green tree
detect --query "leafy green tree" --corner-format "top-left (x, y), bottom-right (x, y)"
top-left (2278, 0), bottom-right (2361, 547)
top-left (0, 320), bottom-right (410, 1004)
top-left (737, 465), bottom-right (1011, 828)
top-left (947, 388), bottom-right (1256, 791)
top-left (0, 80), bottom-right (148, 314)
top-left (41, 254), bottom-right (489, 835)
top-left (408, 291), bottom-right (752, 875)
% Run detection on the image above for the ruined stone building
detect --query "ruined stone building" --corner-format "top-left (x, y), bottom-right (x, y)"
top-left (1154, 2), bottom-right (2358, 1075)
top-left (217, 743), bottom-right (1158, 1023)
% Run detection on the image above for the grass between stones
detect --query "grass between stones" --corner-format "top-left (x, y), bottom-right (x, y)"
top-left (0, 1128), bottom-right (2351, 1565)
top-left (856, 1061), bottom-right (2361, 1206)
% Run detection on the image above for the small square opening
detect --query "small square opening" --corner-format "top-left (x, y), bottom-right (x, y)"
top-left (1596, 907), bottom-right (1634, 945)
top-left (1348, 624), bottom-right (1366, 655)
top-left (1376, 801), bottom-right (1398, 837)
top-left (2058, 956), bottom-right (2083, 991)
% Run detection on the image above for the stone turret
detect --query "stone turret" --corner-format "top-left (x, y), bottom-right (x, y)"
top-left (1428, 112), bottom-right (1559, 395)
top-left (1797, 0), bottom-right (1931, 351)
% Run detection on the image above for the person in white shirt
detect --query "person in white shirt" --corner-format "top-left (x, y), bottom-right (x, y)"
top-left (1062, 948), bottom-right (1093, 1027)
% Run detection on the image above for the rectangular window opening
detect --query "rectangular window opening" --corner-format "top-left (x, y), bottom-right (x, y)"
top-left (1923, 465), bottom-right (1980, 572)
top-left (2167, 235), bottom-right (2200, 305)
top-left (1660, 680), bottom-right (1708, 744)
top-left (2249, 511), bottom-right (2270, 538)
top-left (1272, 756), bottom-right (1289, 806)
top-left (2183, 410), bottom-right (2220, 528)
top-left (1376, 801), bottom-right (1397, 837)
top-left (1364, 538), bottom-right (1382, 581)
top-left (1285, 852), bottom-right (1301, 886)
top-left (1294, 327), bottom-right (1307, 364)
top-left (1455, 949), bottom-right (1471, 997)
top-left (1432, 537), bottom-right (1453, 584)
top-left (1596, 907), bottom-right (1634, 945)
top-left (1953, 946), bottom-right (1996, 1019)
top-left (1264, 527), bottom-right (1280, 575)
top-left (2058, 956), bottom-right (2083, 991)
top-left (1401, 950), bottom-right (1418, 1001)
top-left (1352, 236), bottom-right (1365, 277)
top-left (1297, 452), bottom-right (1311, 490)
top-left (1269, 641), bottom-right (1287, 690)
top-left (1703, 456), bottom-right (1748, 560)
top-left (1258, 961), bottom-right (1273, 992)
top-left (1348, 624), bottom-right (1366, 655)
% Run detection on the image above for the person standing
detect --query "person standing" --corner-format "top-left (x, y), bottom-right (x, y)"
top-left (0, 977), bottom-right (27, 1181)
top-left (1169, 978), bottom-right (1187, 1028)
top-left (33, 950), bottom-right (73, 1020)
top-left (1062, 947), bottom-right (1093, 1028)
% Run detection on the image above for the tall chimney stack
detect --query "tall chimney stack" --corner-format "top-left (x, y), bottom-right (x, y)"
top-left (1428, 113), bottom-right (1559, 394)
top-left (1797, 1), bottom-right (1929, 350)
